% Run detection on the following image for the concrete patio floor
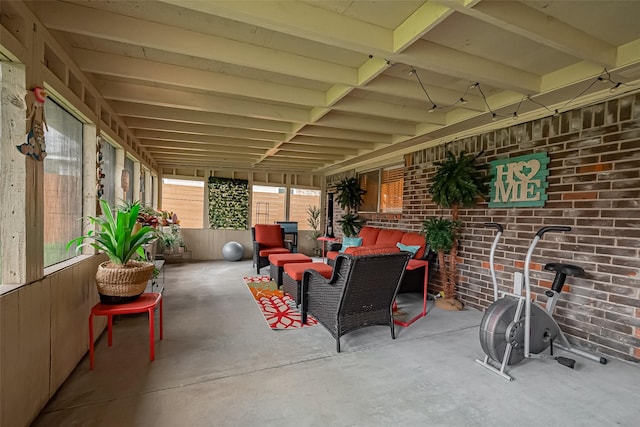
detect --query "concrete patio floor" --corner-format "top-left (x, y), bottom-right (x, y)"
top-left (33, 260), bottom-right (639, 426)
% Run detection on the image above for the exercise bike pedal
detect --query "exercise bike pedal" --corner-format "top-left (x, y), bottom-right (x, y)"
top-left (556, 356), bottom-right (576, 369)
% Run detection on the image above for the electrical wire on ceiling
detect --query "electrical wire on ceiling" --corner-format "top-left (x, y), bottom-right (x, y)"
top-left (401, 64), bottom-right (640, 120)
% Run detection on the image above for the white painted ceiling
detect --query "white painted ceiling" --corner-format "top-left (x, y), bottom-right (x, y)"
top-left (29, 0), bottom-right (640, 173)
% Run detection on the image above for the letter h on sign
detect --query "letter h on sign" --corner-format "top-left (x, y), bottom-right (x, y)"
top-left (489, 152), bottom-right (549, 208)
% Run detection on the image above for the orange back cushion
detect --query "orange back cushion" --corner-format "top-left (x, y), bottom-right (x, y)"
top-left (376, 229), bottom-right (405, 246)
top-left (358, 226), bottom-right (380, 246)
top-left (254, 225), bottom-right (283, 247)
top-left (345, 245), bottom-right (400, 256)
top-left (400, 232), bottom-right (427, 259)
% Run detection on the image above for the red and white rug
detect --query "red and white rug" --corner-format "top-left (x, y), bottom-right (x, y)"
top-left (243, 276), bottom-right (318, 330)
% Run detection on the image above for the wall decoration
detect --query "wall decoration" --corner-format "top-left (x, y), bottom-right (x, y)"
top-left (121, 169), bottom-right (130, 193)
top-left (208, 176), bottom-right (249, 229)
top-left (17, 86), bottom-right (48, 160)
top-left (96, 138), bottom-right (105, 215)
top-left (489, 152), bottom-right (549, 208)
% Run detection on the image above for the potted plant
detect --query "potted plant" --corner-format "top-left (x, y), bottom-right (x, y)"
top-left (337, 213), bottom-right (364, 238)
top-left (306, 205), bottom-right (322, 256)
top-left (422, 217), bottom-right (460, 309)
top-left (335, 177), bottom-right (366, 237)
top-left (160, 232), bottom-right (177, 255)
top-left (427, 150), bottom-right (490, 310)
top-left (159, 224), bottom-right (184, 255)
top-left (67, 199), bottom-right (157, 304)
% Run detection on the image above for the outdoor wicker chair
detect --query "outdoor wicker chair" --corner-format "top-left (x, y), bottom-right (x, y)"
top-left (251, 224), bottom-right (293, 274)
top-left (301, 251), bottom-right (412, 352)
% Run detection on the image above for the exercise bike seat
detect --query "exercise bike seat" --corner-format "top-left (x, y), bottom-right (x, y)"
top-left (544, 263), bottom-right (584, 277)
top-left (544, 263), bottom-right (584, 295)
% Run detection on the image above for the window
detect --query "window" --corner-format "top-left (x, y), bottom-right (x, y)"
top-left (124, 157), bottom-right (134, 203)
top-left (359, 170), bottom-right (379, 212)
top-left (161, 178), bottom-right (204, 228)
top-left (358, 165), bottom-right (403, 213)
top-left (43, 100), bottom-right (83, 267)
top-left (252, 185), bottom-right (285, 224)
top-left (380, 167), bottom-right (403, 213)
top-left (101, 140), bottom-right (116, 207)
top-left (289, 188), bottom-right (321, 230)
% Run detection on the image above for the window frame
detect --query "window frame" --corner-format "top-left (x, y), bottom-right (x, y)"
top-left (357, 164), bottom-right (404, 214)
top-left (42, 98), bottom-right (85, 268)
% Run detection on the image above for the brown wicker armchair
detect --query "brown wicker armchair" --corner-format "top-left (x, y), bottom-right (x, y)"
top-left (301, 251), bottom-right (412, 352)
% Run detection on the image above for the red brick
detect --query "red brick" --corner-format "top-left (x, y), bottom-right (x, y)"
top-left (514, 261), bottom-right (542, 271)
top-left (539, 279), bottom-right (552, 289)
top-left (577, 163), bottom-right (613, 173)
top-left (562, 191), bottom-right (597, 200)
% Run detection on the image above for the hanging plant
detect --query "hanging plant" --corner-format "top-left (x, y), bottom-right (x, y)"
top-left (335, 176), bottom-right (367, 237)
top-left (337, 213), bottom-right (364, 238)
top-left (335, 177), bottom-right (366, 214)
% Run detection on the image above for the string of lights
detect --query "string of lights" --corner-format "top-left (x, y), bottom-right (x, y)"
top-left (400, 64), bottom-right (640, 120)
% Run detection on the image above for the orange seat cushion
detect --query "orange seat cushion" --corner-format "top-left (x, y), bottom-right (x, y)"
top-left (284, 262), bottom-right (333, 281)
top-left (268, 253), bottom-right (312, 266)
top-left (259, 247), bottom-right (290, 257)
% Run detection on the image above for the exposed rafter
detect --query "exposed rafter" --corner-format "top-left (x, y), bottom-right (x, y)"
top-left (12, 0), bottom-right (640, 173)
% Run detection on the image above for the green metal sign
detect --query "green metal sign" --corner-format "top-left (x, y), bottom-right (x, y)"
top-left (489, 152), bottom-right (549, 207)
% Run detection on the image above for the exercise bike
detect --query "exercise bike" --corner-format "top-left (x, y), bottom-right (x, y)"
top-left (475, 223), bottom-right (607, 381)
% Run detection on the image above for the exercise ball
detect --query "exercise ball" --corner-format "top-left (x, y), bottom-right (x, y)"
top-left (222, 241), bottom-right (244, 262)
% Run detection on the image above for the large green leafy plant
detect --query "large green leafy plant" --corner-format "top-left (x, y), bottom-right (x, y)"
top-left (427, 150), bottom-right (490, 306)
top-left (421, 217), bottom-right (460, 300)
top-left (335, 177), bottom-right (366, 214)
top-left (67, 199), bottom-right (157, 265)
top-left (335, 177), bottom-right (366, 237)
top-left (337, 213), bottom-right (364, 238)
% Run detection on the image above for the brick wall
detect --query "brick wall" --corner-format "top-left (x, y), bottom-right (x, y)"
top-left (329, 93), bottom-right (640, 362)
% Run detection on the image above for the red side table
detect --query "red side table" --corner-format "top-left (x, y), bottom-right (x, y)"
top-left (316, 236), bottom-right (337, 262)
top-left (89, 292), bottom-right (163, 369)
top-left (394, 260), bottom-right (429, 327)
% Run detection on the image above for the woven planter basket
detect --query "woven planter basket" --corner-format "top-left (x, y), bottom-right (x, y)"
top-left (95, 260), bottom-right (155, 304)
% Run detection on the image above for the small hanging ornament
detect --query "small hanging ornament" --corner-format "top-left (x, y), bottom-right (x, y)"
top-left (17, 86), bottom-right (48, 161)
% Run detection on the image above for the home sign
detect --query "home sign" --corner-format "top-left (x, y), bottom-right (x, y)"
top-left (489, 152), bottom-right (549, 207)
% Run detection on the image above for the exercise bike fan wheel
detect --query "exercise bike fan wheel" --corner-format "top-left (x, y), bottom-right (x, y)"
top-left (479, 298), bottom-right (558, 365)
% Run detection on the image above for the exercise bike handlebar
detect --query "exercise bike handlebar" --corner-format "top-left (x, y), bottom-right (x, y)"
top-left (535, 226), bottom-right (571, 237)
top-left (524, 225), bottom-right (571, 356)
top-left (484, 222), bottom-right (503, 232)
top-left (484, 223), bottom-right (503, 301)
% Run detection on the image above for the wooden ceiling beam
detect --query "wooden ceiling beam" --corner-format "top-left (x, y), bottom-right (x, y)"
top-left (99, 81), bottom-right (309, 123)
top-left (36, 0), bottom-right (357, 85)
top-left (74, 49), bottom-right (326, 106)
top-left (125, 118), bottom-right (285, 142)
top-left (113, 102), bottom-right (294, 134)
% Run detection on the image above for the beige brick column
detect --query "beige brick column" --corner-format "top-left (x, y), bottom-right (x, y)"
top-left (82, 124), bottom-right (97, 255)
top-left (0, 62), bottom-right (28, 284)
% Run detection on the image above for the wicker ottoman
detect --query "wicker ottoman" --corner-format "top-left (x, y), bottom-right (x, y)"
top-left (268, 253), bottom-right (312, 286)
top-left (283, 262), bottom-right (333, 306)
